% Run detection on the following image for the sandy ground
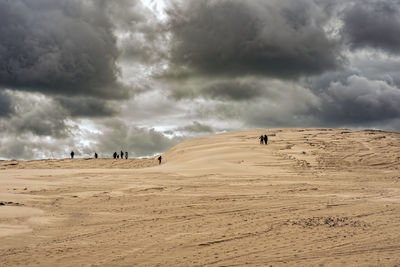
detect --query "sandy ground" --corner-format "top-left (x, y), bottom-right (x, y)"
top-left (0, 128), bottom-right (399, 266)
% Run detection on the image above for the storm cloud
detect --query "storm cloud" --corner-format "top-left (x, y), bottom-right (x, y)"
top-left (180, 78), bottom-right (321, 128)
top-left (55, 96), bottom-right (119, 118)
top-left (342, 0), bottom-right (400, 54)
top-left (165, 0), bottom-right (342, 79)
top-left (0, 90), bottom-right (14, 117)
top-left (320, 75), bottom-right (400, 123)
top-left (0, 0), bottom-right (126, 99)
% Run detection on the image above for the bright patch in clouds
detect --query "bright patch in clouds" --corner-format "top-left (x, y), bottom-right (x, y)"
top-left (141, 0), bottom-right (169, 20)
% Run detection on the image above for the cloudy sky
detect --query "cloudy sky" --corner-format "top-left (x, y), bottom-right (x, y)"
top-left (1, 0), bottom-right (400, 159)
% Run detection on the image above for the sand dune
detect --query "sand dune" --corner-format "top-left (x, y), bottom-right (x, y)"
top-left (0, 128), bottom-right (399, 266)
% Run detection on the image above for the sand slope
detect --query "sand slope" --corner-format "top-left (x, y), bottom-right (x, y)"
top-left (0, 128), bottom-right (400, 266)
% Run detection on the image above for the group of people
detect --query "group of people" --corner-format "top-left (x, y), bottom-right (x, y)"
top-left (70, 150), bottom-right (163, 164)
top-left (70, 150), bottom-right (127, 159)
top-left (259, 134), bottom-right (268, 145)
top-left (113, 151), bottom-right (128, 159)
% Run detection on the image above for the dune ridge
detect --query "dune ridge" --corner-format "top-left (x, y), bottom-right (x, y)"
top-left (0, 128), bottom-right (400, 266)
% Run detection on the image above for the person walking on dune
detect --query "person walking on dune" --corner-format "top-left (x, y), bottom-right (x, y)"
top-left (264, 134), bottom-right (268, 145)
top-left (259, 135), bottom-right (264, 144)
top-left (94, 152), bottom-right (98, 159)
top-left (113, 152), bottom-right (117, 159)
top-left (158, 155), bottom-right (162, 165)
top-left (120, 150), bottom-right (124, 159)
top-left (70, 151), bottom-right (74, 159)
top-left (125, 152), bottom-right (128, 159)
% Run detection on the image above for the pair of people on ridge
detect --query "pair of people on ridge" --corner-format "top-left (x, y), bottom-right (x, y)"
top-left (259, 134), bottom-right (268, 145)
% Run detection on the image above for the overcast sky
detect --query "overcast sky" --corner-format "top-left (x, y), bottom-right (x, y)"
top-left (1, 0), bottom-right (400, 159)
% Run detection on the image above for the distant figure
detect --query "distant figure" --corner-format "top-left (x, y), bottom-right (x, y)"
top-left (259, 135), bottom-right (264, 144)
top-left (125, 152), bottom-right (128, 159)
top-left (70, 151), bottom-right (74, 159)
top-left (120, 150), bottom-right (124, 159)
top-left (113, 152), bottom-right (117, 159)
top-left (158, 155), bottom-right (162, 165)
top-left (117, 154), bottom-right (119, 159)
top-left (264, 134), bottom-right (268, 145)
top-left (94, 152), bottom-right (98, 159)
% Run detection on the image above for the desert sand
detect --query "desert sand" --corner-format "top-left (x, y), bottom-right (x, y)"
top-left (0, 128), bottom-right (399, 266)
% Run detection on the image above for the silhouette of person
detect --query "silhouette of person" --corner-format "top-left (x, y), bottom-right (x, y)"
top-left (70, 151), bottom-right (74, 159)
top-left (117, 154), bottom-right (119, 159)
top-left (259, 135), bottom-right (264, 144)
top-left (113, 152), bottom-right (117, 159)
top-left (120, 150), bottom-right (124, 159)
top-left (264, 134), bottom-right (268, 145)
top-left (94, 152), bottom-right (98, 159)
top-left (158, 155), bottom-right (162, 165)
top-left (125, 152), bottom-right (128, 159)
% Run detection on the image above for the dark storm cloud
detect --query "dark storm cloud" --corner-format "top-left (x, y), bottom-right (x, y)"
top-left (165, 0), bottom-right (342, 79)
top-left (342, 0), bottom-right (400, 54)
top-left (168, 79), bottom-right (265, 101)
top-left (351, 54), bottom-right (400, 88)
top-left (12, 113), bottom-right (68, 138)
top-left (184, 75), bottom-right (400, 131)
top-left (307, 70), bottom-right (360, 94)
top-left (170, 78), bottom-right (296, 103)
top-left (0, 0), bottom-right (127, 99)
top-left (183, 78), bottom-right (321, 127)
top-left (0, 90), bottom-right (14, 117)
top-left (201, 81), bottom-right (264, 101)
top-left (319, 75), bottom-right (400, 123)
top-left (55, 96), bottom-right (119, 118)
